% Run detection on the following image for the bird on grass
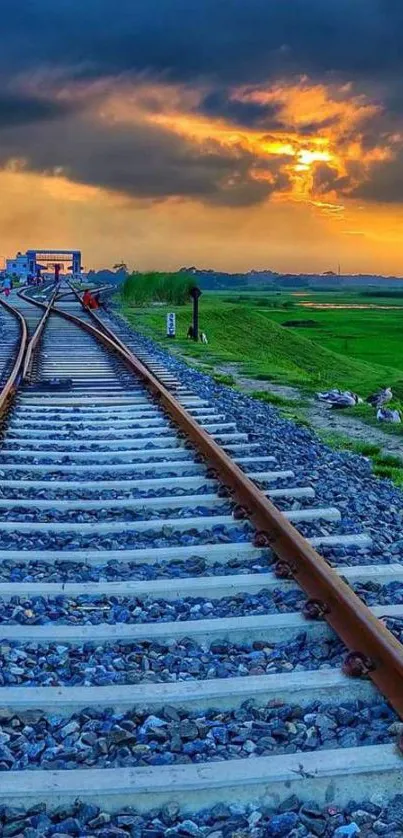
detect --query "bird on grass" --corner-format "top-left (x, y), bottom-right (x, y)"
top-left (366, 387), bottom-right (393, 408)
top-left (376, 407), bottom-right (401, 424)
top-left (316, 389), bottom-right (363, 408)
top-left (316, 389), bottom-right (341, 402)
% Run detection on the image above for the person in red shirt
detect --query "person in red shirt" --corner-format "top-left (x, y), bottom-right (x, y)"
top-left (82, 289), bottom-right (92, 307)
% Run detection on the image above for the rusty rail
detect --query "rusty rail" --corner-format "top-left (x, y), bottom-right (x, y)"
top-left (0, 284), bottom-right (59, 424)
top-left (67, 282), bottom-right (147, 362)
top-left (0, 298), bottom-right (29, 425)
top-left (21, 288), bottom-right (403, 718)
top-left (20, 286), bottom-right (60, 380)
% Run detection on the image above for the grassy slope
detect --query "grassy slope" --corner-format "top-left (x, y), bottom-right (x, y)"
top-left (123, 301), bottom-right (403, 394)
top-left (262, 306), bottom-right (403, 372)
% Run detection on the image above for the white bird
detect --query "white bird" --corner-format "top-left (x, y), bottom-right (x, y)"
top-left (366, 387), bottom-right (393, 408)
top-left (317, 389), bottom-right (342, 402)
top-left (316, 389), bottom-right (362, 408)
top-left (376, 407), bottom-right (401, 424)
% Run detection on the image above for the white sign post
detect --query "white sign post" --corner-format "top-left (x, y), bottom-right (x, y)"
top-left (166, 312), bottom-right (176, 338)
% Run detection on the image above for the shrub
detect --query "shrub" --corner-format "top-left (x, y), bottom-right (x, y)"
top-left (122, 272), bottom-right (194, 305)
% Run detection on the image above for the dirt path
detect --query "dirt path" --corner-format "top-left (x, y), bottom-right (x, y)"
top-left (216, 363), bottom-right (403, 458)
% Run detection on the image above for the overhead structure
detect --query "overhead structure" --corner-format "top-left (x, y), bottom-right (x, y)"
top-left (26, 249), bottom-right (82, 280)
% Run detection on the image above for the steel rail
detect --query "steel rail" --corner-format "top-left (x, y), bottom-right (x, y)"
top-left (20, 285), bottom-right (61, 379)
top-left (56, 290), bottom-right (81, 301)
top-left (0, 298), bottom-right (29, 425)
top-left (67, 282), bottom-right (151, 367)
top-left (64, 283), bottom-right (114, 298)
top-left (21, 289), bottom-right (403, 718)
top-left (66, 289), bottom-right (403, 716)
top-left (0, 283), bottom-right (60, 424)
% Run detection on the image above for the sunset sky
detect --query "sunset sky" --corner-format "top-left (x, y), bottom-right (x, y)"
top-left (2, 1), bottom-right (403, 274)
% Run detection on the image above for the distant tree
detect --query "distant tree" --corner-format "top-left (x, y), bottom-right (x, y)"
top-left (113, 262), bottom-right (128, 273)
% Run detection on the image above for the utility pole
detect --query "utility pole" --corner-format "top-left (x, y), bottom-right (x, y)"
top-left (190, 286), bottom-right (202, 342)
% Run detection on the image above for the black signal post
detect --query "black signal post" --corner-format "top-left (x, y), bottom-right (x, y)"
top-left (190, 286), bottom-right (202, 341)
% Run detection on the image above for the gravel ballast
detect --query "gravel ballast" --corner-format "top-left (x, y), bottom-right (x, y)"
top-left (0, 589), bottom-right (306, 625)
top-left (0, 556), bottom-right (272, 584)
top-left (0, 698), bottom-right (397, 772)
top-left (0, 633), bottom-right (347, 687)
top-left (2, 793), bottom-right (403, 836)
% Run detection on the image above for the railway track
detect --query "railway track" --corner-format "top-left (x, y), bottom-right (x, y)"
top-left (0, 300), bottom-right (21, 387)
top-left (0, 282), bottom-right (402, 833)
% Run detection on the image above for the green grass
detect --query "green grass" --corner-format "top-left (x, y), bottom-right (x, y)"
top-left (122, 299), bottom-right (403, 398)
top-left (212, 372), bottom-right (235, 386)
top-left (259, 305), bottom-right (403, 372)
top-left (120, 290), bottom-right (403, 482)
top-left (207, 287), bottom-right (403, 376)
top-left (120, 289), bottom-right (403, 440)
top-left (247, 390), bottom-right (311, 427)
top-left (250, 390), bottom-right (307, 408)
top-left (122, 271), bottom-right (194, 306)
top-left (277, 411), bottom-right (312, 428)
top-left (372, 465), bottom-right (403, 486)
top-left (373, 453), bottom-right (403, 468)
top-left (318, 430), bottom-right (403, 486)
top-left (318, 431), bottom-right (382, 457)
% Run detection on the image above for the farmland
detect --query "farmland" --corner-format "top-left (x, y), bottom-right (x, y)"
top-left (121, 289), bottom-right (403, 400)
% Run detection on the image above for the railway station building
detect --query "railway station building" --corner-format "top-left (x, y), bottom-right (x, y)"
top-left (5, 249), bottom-right (82, 281)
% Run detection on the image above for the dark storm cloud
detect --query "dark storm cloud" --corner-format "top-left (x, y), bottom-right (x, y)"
top-left (1, 0), bottom-right (403, 205)
top-left (352, 151), bottom-right (403, 203)
top-left (1, 0), bottom-right (403, 87)
top-left (312, 161), bottom-right (365, 197)
top-left (0, 93), bottom-right (77, 128)
top-left (312, 163), bottom-right (347, 195)
top-left (0, 114), bottom-right (289, 206)
top-left (298, 116), bottom-right (342, 136)
top-left (199, 90), bottom-right (286, 130)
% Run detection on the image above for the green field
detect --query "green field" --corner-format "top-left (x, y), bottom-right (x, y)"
top-left (258, 299), bottom-right (403, 371)
top-left (121, 290), bottom-right (403, 402)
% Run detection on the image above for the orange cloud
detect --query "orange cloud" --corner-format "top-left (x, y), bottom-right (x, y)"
top-left (2, 75), bottom-right (403, 276)
top-left (2, 162), bottom-right (403, 276)
top-left (97, 76), bottom-right (391, 215)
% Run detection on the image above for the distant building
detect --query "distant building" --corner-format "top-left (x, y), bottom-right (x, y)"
top-left (5, 248), bottom-right (82, 281)
top-left (5, 252), bottom-right (30, 279)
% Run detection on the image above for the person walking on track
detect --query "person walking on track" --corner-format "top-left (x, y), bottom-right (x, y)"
top-left (2, 277), bottom-right (11, 297)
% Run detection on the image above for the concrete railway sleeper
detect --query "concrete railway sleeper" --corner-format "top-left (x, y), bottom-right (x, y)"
top-left (0, 281), bottom-right (401, 826)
